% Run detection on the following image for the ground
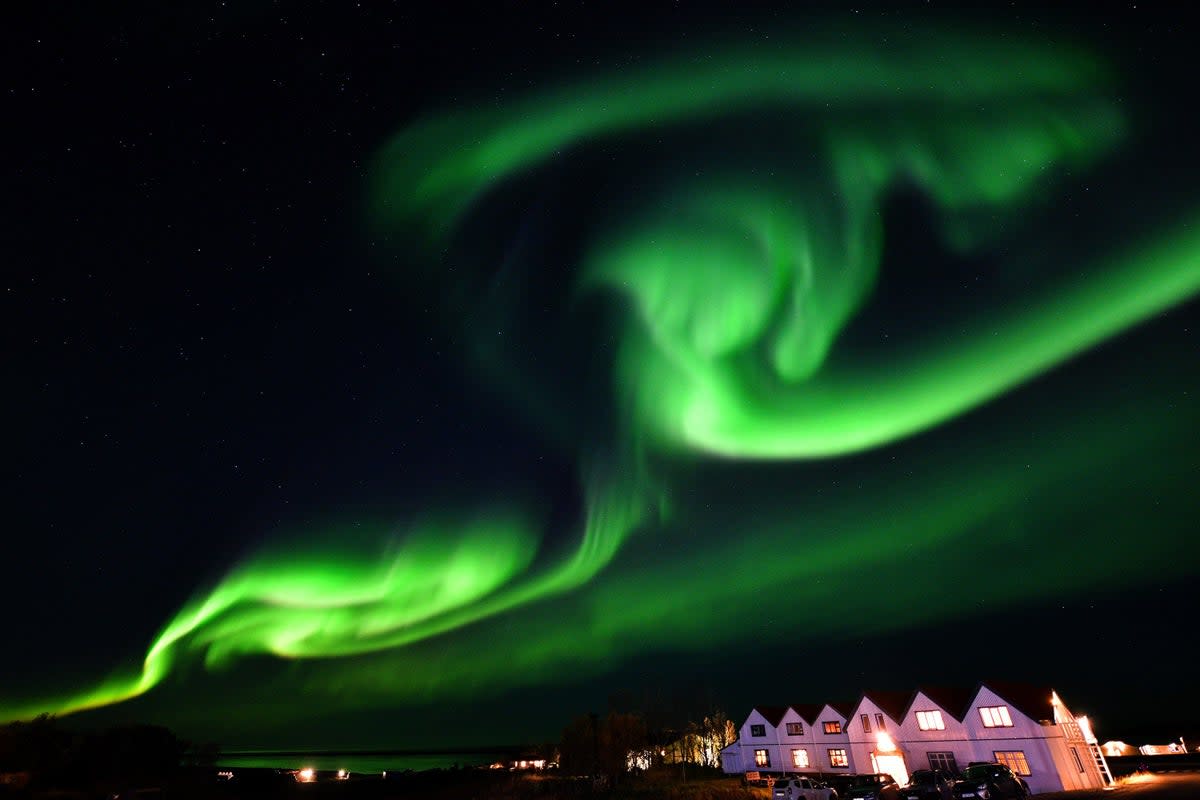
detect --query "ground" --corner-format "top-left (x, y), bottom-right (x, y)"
top-left (1030, 773), bottom-right (1200, 800)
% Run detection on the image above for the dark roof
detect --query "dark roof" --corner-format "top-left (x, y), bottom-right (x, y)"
top-left (914, 685), bottom-right (976, 722)
top-left (753, 705), bottom-right (789, 727)
top-left (788, 703), bottom-right (825, 724)
top-left (828, 701), bottom-right (856, 719)
top-left (979, 680), bottom-right (1057, 724)
top-left (860, 690), bottom-right (913, 723)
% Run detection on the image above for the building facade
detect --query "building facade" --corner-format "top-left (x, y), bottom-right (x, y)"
top-left (721, 682), bottom-right (1111, 794)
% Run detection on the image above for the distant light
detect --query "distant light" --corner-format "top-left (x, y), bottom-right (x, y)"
top-left (336, 769), bottom-right (348, 780)
top-left (297, 768), bottom-right (315, 783)
top-left (1124, 772), bottom-right (1159, 786)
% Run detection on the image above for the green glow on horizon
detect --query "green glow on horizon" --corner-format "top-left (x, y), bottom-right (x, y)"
top-left (6, 26), bottom-right (1199, 727)
top-left (216, 386), bottom-right (1200, 708)
top-left (1, 475), bottom-right (650, 723)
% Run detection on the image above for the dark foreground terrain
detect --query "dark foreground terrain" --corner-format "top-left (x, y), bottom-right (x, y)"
top-left (7, 771), bottom-right (1200, 800)
top-left (1036, 773), bottom-right (1200, 800)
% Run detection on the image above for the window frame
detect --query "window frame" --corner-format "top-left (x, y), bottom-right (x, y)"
top-left (828, 748), bottom-right (849, 768)
top-left (750, 724), bottom-right (766, 737)
top-left (823, 720), bottom-right (843, 735)
top-left (786, 722), bottom-right (805, 736)
top-left (979, 705), bottom-right (1014, 728)
top-left (754, 749), bottom-right (771, 768)
top-left (928, 752), bottom-right (959, 773)
top-left (792, 748), bottom-right (810, 768)
top-left (875, 713), bottom-right (886, 730)
top-left (993, 751), bottom-right (1031, 776)
top-left (861, 714), bottom-right (872, 733)
top-left (916, 709), bottom-right (946, 731)
top-left (1070, 747), bottom-right (1085, 773)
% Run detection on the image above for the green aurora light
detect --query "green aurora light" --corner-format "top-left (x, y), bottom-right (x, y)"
top-left (5, 26), bottom-right (1199, 726)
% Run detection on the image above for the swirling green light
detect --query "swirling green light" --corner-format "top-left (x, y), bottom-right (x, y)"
top-left (370, 27), bottom-right (1199, 459)
top-left (1, 474), bottom-right (649, 722)
top-left (371, 29), bottom-right (1113, 238)
top-left (601, 205), bottom-right (1200, 457)
top-left (7, 26), bottom-right (1198, 728)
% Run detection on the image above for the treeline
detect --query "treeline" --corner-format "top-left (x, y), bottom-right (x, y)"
top-left (557, 706), bottom-right (736, 787)
top-left (0, 714), bottom-right (217, 792)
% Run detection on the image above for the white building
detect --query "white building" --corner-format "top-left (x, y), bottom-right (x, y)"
top-left (733, 705), bottom-right (787, 773)
top-left (723, 681), bottom-right (1112, 795)
top-left (846, 690), bottom-right (912, 785)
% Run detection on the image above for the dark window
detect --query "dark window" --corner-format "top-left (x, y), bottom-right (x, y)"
top-left (1071, 748), bottom-right (1085, 773)
top-left (823, 721), bottom-right (842, 735)
top-left (875, 713), bottom-right (886, 730)
top-left (786, 722), bottom-right (805, 736)
top-left (861, 714), bottom-right (872, 733)
top-left (750, 724), bottom-right (766, 737)
top-left (928, 752), bottom-right (958, 773)
top-left (828, 749), bottom-right (849, 767)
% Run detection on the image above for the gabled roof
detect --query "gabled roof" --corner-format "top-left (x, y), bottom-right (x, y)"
top-left (914, 685), bottom-right (976, 722)
top-left (860, 690), bottom-right (913, 723)
top-left (979, 680), bottom-right (1057, 724)
top-left (753, 705), bottom-right (789, 727)
top-left (788, 703), bottom-right (825, 724)
top-left (739, 681), bottom-right (1075, 739)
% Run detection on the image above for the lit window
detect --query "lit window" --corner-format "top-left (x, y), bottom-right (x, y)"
top-left (993, 751), bottom-right (1031, 776)
top-left (751, 724), bottom-right (766, 737)
top-left (861, 714), bottom-right (872, 733)
top-left (828, 749), bottom-right (849, 767)
top-left (786, 722), bottom-right (805, 736)
top-left (755, 749), bottom-right (770, 767)
top-left (979, 706), bottom-right (1014, 728)
top-left (793, 749), bottom-right (810, 768)
top-left (928, 752), bottom-right (958, 773)
top-left (875, 713), bottom-right (886, 731)
top-left (1071, 748), bottom-right (1085, 773)
top-left (917, 710), bottom-right (946, 731)
top-left (823, 721), bottom-right (842, 735)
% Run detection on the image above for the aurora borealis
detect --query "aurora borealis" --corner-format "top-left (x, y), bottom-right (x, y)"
top-left (6, 4), bottom-right (1200, 747)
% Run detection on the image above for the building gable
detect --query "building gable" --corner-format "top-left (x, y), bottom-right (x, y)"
top-left (913, 685), bottom-right (974, 722)
top-left (977, 681), bottom-right (1056, 725)
top-left (905, 689), bottom-right (970, 737)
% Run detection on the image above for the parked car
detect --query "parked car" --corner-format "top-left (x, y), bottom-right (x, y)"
top-left (902, 769), bottom-right (955, 800)
top-left (951, 763), bottom-right (1029, 799)
top-left (823, 774), bottom-right (860, 798)
top-left (772, 775), bottom-right (840, 800)
top-left (845, 773), bottom-right (901, 800)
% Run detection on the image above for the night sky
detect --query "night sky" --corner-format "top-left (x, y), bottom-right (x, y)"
top-left (5, 2), bottom-right (1198, 750)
